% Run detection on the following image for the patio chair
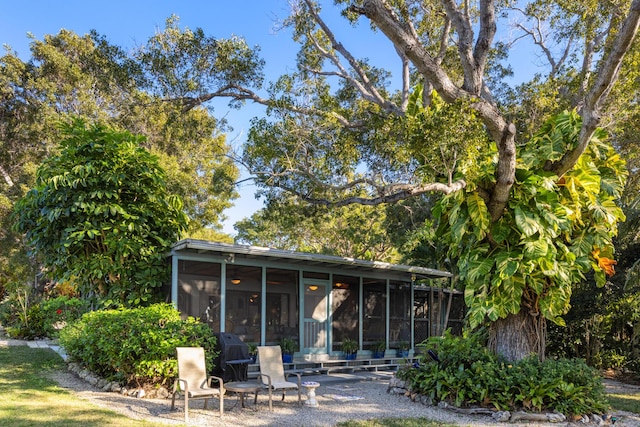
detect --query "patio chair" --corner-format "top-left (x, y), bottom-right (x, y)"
top-left (171, 347), bottom-right (225, 422)
top-left (257, 345), bottom-right (301, 410)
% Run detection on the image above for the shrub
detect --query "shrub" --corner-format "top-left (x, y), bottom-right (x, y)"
top-left (40, 296), bottom-right (89, 337)
top-left (0, 286), bottom-right (46, 339)
top-left (0, 294), bottom-right (89, 339)
top-left (59, 303), bottom-right (217, 387)
top-left (398, 330), bottom-right (609, 417)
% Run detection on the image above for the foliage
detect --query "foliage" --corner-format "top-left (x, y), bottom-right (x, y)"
top-left (12, 119), bottom-right (188, 308)
top-left (58, 303), bottom-right (217, 387)
top-left (546, 268), bottom-right (640, 377)
top-left (431, 111), bottom-right (626, 356)
top-left (372, 340), bottom-right (386, 353)
top-left (235, 197), bottom-right (401, 262)
top-left (247, 342), bottom-right (258, 356)
top-left (397, 331), bottom-right (609, 416)
top-left (341, 337), bottom-right (358, 354)
top-left (0, 293), bottom-right (89, 339)
top-left (1, 24), bottom-right (241, 297)
top-left (397, 340), bottom-right (410, 351)
top-left (0, 283), bottom-right (44, 339)
top-left (279, 336), bottom-right (297, 355)
top-left (39, 296), bottom-right (90, 337)
top-left (230, 0), bottom-right (640, 361)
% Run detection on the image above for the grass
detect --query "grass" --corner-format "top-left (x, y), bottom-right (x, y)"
top-left (0, 345), bottom-right (176, 427)
top-left (608, 393), bottom-right (640, 414)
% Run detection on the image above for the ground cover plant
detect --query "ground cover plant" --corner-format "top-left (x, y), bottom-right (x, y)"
top-left (397, 330), bottom-right (609, 417)
top-left (0, 346), bottom-right (170, 427)
top-left (59, 303), bottom-right (217, 387)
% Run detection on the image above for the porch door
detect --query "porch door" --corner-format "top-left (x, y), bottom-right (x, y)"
top-left (302, 281), bottom-right (328, 353)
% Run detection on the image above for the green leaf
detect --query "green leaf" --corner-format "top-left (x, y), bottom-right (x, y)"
top-left (467, 193), bottom-right (491, 239)
top-left (466, 257), bottom-right (494, 283)
top-left (523, 238), bottom-right (549, 259)
top-left (514, 206), bottom-right (540, 237)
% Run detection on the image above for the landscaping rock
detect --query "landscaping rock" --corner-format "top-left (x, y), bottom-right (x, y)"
top-left (420, 395), bottom-right (433, 406)
top-left (492, 411), bottom-right (511, 422)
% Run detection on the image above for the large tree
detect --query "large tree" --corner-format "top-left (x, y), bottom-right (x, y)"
top-left (219, 1), bottom-right (639, 360)
top-left (1, 24), bottom-right (248, 292)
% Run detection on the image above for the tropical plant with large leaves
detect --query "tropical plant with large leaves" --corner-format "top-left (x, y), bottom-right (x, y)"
top-left (433, 110), bottom-right (627, 358)
top-left (12, 119), bottom-right (189, 307)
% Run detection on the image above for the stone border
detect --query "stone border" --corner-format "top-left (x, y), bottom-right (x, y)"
top-left (387, 376), bottom-right (614, 425)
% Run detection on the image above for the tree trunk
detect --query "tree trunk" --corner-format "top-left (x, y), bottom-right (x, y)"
top-left (488, 310), bottom-right (546, 362)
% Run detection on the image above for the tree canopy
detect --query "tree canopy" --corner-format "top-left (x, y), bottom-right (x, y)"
top-left (12, 119), bottom-right (188, 307)
top-left (235, 197), bottom-right (401, 261)
top-left (2, 2), bottom-right (639, 360)
top-left (1, 22), bottom-right (249, 293)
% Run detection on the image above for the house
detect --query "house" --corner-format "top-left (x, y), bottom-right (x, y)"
top-left (168, 239), bottom-right (463, 356)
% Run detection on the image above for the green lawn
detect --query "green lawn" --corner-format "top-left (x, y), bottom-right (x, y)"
top-left (0, 346), bottom-right (174, 427)
top-left (608, 393), bottom-right (640, 415)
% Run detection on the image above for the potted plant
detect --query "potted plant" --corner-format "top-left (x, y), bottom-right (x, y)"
top-left (341, 338), bottom-right (358, 360)
top-left (247, 343), bottom-right (257, 363)
top-left (279, 337), bottom-right (297, 363)
top-left (396, 340), bottom-right (409, 358)
top-left (371, 340), bottom-right (386, 358)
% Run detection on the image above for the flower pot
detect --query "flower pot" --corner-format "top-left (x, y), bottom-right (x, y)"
top-left (372, 350), bottom-right (385, 359)
top-left (344, 352), bottom-right (357, 360)
top-left (397, 350), bottom-right (409, 358)
top-left (282, 353), bottom-right (293, 363)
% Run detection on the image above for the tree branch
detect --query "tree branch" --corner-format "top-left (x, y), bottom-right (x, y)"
top-left (279, 179), bottom-right (467, 207)
top-left (0, 164), bottom-right (14, 187)
top-left (174, 83), bottom-right (363, 128)
top-left (510, 7), bottom-right (572, 78)
top-left (551, 0), bottom-right (640, 177)
top-left (302, 0), bottom-right (401, 114)
top-left (351, 0), bottom-right (516, 220)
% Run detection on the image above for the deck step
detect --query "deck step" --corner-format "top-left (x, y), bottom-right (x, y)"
top-left (246, 356), bottom-right (418, 379)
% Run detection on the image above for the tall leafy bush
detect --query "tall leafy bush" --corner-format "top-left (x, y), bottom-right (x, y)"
top-left (59, 303), bottom-right (217, 386)
top-left (12, 119), bottom-right (189, 308)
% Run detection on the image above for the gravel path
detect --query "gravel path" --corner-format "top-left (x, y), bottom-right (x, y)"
top-left (46, 367), bottom-right (640, 427)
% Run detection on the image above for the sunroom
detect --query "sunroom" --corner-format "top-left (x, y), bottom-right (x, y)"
top-left (168, 239), bottom-right (463, 357)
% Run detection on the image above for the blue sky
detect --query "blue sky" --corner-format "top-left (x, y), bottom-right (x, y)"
top-left (1, 1), bottom-right (539, 236)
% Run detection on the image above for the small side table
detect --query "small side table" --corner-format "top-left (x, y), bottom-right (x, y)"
top-left (225, 381), bottom-right (261, 409)
top-left (301, 381), bottom-right (320, 407)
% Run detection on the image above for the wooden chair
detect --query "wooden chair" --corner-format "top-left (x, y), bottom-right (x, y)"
top-left (171, 347), bottom-right (225, 422)
top-left (257, 346), bottom-right (301, 410)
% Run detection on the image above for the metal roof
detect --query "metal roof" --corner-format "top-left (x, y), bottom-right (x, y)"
top-left (171, 239), bottom-right (452, 279)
